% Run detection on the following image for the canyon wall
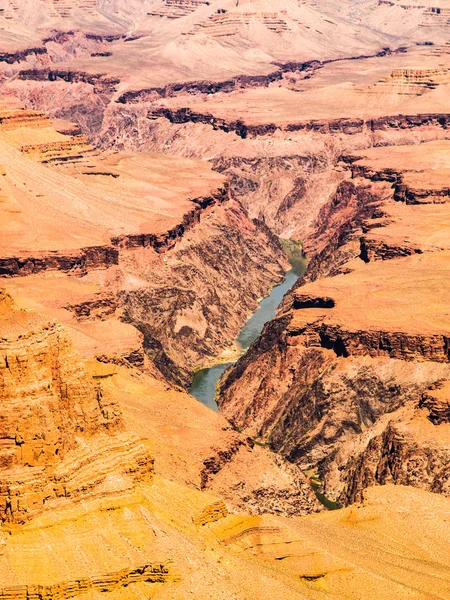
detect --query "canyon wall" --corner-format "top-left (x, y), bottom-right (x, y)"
top-left (218, 141), bottom-right (450, 504)
top-left (0, 291), bottom-right (153, 524)
top-left (120, 199), bottom-right (288, 386)
top-left (2, 5), bottom-right (450, 598)
top-left (0, 104), bottom-right (289, 387)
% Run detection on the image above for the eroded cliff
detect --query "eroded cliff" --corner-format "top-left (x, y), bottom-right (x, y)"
top-left (218, 139), bottom-right (450, 505)
top-left (0, 101), bottom-right (288, 386)
top-left (2, 5), bottom-right (450, 596)
top-left (2, 284), bottom-right (450, 599)
top-left (0, 290), bottom-right (153, 524)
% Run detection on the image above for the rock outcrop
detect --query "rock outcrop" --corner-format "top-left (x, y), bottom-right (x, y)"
top-left (117, 60), bottom-right (323, 104)
top-left (0, 47), bottom-right (47, 65)
top-left (142, 107), bottom-right (450, 139)
top-left (17, 68), bottom-right (120, 94)
top-left (0, 563), bottom-right (177, 600)
top-left (0, 103), bottom-right (288, 384)
top-left (3, 5), bottom-right (450, 599)
top-left (218, 139), bottom-right (450, 505)
top-left (0, 291), bottom-right (153, 524)
top-left (122, 199), bottom-right (287, 386)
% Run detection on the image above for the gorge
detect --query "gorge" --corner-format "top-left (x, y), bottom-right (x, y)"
top-left (190, 241), bottom-right (307, 409)
top-left (1, 0), bottom-right (450, 598)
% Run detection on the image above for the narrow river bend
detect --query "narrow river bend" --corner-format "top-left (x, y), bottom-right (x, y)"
top-left (189, 243), bottom-right (307, 410)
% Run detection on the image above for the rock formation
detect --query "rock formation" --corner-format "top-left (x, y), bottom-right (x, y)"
top-left (0, 101), bottom-right (288, 386)
top-left (218, 139), bottom-right (450, 508)
top-left (0, 290), bottom-right (153, 524)
top-left (1, 1), bottom-right (450, 597)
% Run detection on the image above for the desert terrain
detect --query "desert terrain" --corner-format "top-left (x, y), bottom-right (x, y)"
top-left (1, 0), bottom-right (450, 598)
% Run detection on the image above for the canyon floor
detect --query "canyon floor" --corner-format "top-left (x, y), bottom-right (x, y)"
top-left (1, 0), bottom-right (450, 598)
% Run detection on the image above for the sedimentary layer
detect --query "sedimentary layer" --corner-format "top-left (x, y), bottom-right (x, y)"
top-left (0, 291), bottom-right (153, 524)
top-left (218, 139), bottom-right (450, 504)
top-left (0, 101), bottom-right (288, 384)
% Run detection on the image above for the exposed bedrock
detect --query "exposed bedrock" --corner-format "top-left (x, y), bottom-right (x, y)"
top-left (120, 199), bottom-right (287, 387)
top-left (299, 179), bottom-right (385, 283)
top-left (17, 68), bottom-right (120, 92)
top-left (0, 31), bottom-right (123, 67)
top-left (100, 111), bottom-right (343, 235)
top-left (115, 48), bottom-right (401, 105)
top-left (211, 154), bottom-right (334, 237)
top-left (217, 149), bottom-right (450, 504)
top-left (0, 246), bottom-right (119, 278)
top-left (5, 71), bottom-right (117, 135)
top-left (321, 382), bottom-right (450, 506)
top-left (143, 108), bottom-right (450, 139)
top-left (0, 291), bottom-right (153, 524)
top-left (116, 59), bottom-right (323, 103)
top-left (218, 300), bottom-right (450, 504)
top-left (351, 161), bottom-right (450, 205)
top-left (0, 47), bottom-right (47, 65)
top-left (0, 187), bottom-right (227, 277)
top-left (0, 563), bottom-right (176, 600)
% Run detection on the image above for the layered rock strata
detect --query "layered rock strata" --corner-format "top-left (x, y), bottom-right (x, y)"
top-left (121, 199), bottom-right (287, 386)
top-left (0, 102), bottom-right (287, 384)
top-left (218, 139), bottom-right (450, 504)
top-left (144, 107), bottom-right (450, 139)
top-left (0, 563), bottom-right (177, 600)
top-left (0, 291), bottom-right (153, 524)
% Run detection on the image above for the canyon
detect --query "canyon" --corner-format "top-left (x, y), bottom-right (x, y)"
top-left (218, 139), bottom-right (450, 507)
top-left (1, 0), bottom-right (450, 598)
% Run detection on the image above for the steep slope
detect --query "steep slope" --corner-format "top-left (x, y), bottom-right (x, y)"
top-left (0, 98), bottom-right (320, 521)
top-left (4, 0), bottom-right (450, 246)
top-left (0, 290), bottom-right (154, 524)
top-left (218, 139), bottom-right (450, 504)
top-left (2, 1), bottom-right (450, 596)
top-left (0, 100), bottom-right (288, 385)
top-left (2, 288), bottom-right (450, 598)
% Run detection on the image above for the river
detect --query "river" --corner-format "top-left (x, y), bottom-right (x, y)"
top-left (189, 241), bottom-right (307, 410)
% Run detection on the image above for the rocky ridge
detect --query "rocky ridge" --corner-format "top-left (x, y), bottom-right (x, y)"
top-left (1, 2), bottom-right (450, 597)
top-left (218, 139), bottom-right (450, 505)
top-left (0, 100), bottom-right (288, 385)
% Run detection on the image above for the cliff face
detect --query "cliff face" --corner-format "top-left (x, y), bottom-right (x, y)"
top-left (117, 59), bottom-right (323, 104)
top-left (218, 139), bottom-right (450, 504)
top-left (0, 104), bottom-right (288, 388)
top-left (323, 402), bottom-right (450, 506)
top-left (0, 291), bottom-right (153, 524)
top-left (121, 199), bottom-right (287, 386)
top-left (0, 311), bottom-right (117, 470)
top-left (0, 246), bottom-right (119, 277)
top-left (211, 154), bottom-right (335, 238)
top-left (299, 179), bottom-right (385, 282)
top-left (141, 108), bottom-right (450, 140)
top-left (217, 318), bottom-right (450, 465)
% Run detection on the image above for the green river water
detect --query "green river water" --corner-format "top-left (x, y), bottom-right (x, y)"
top-left (189, 242), bottom-right (307, 410)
